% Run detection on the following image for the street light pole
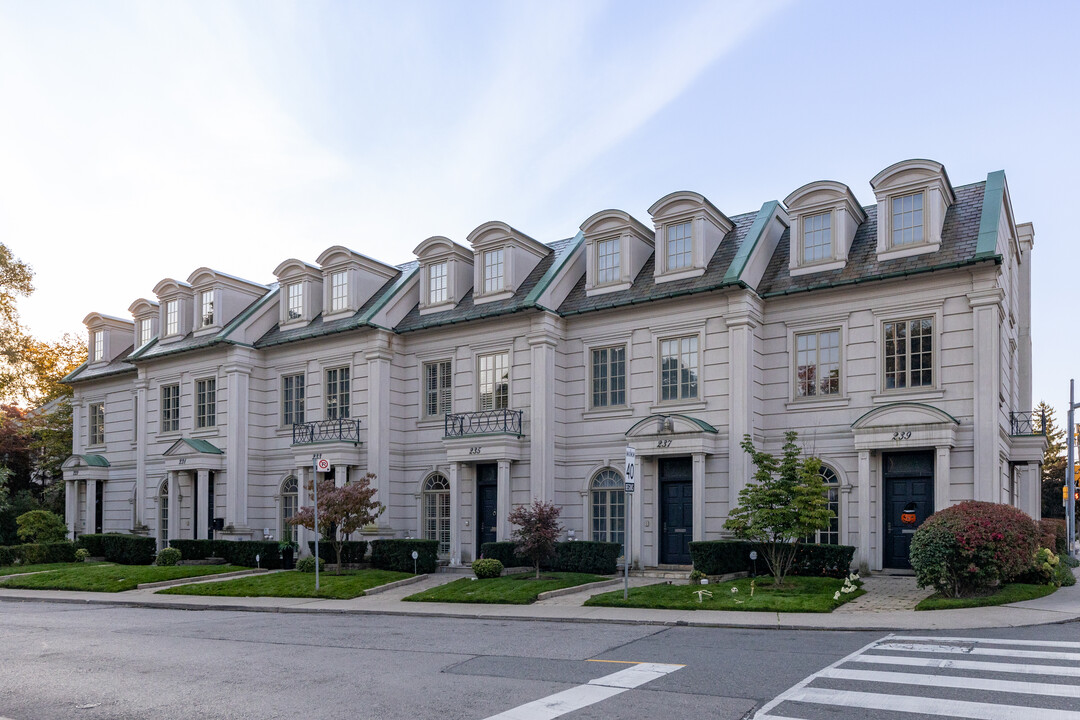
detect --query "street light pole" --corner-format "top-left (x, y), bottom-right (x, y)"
top-left (1067, 380), bottom-right (1078, 558)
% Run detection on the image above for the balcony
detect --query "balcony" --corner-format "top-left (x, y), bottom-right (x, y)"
top-left (444, 409), bottom-right (523, 438)
top-left (1009, 411), bottom-right (1047, 437)
top-left (292, 418), bottom-right (362, 445)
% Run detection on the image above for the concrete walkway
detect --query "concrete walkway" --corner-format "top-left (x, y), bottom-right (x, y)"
top-left (0, 569), bottom-right (1077, 632)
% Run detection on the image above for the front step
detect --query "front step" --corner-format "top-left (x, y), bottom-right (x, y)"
top-left (631, 565), bottom-right (692, 580)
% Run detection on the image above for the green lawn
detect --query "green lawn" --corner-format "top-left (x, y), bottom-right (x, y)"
top-left (0, 564), bottom-right (247, 592)
top-left (585, 576), bottom-right (864, 613)
top-left (403, 572), bottom-right (608, 605)
top-left (916, 583), bottom-right (1056, 611)
top-left (0, 562), bottom-right (105, 577)
top-left (157, 569), bottom-right (413, 599)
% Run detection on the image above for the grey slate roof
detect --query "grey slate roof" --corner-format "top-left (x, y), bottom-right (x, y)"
top-left (395, 238), bottom-right (577, 333)
top-left (758, 181), bottom-right (987, 296)
top-left (63, 345), bottom-right (137, 384)
top-left (557, 211), bottom-right (759, 316)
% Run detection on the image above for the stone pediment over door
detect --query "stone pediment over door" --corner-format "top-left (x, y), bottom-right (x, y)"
top-left (163, 438), bottom-right (226, 471)
top-left (625, 414), bottom-right (721, 457)
top-left (851, 402), bottom-right (959, 451)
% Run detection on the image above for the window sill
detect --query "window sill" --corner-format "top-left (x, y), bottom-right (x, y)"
top-left (582, 406), bottom-right (634, 420)
top-left (654, 267), bottom-right (705, 284)
top-left (871, 389), bottom-right (944, 404)
top-left (156, 430), bottom-right (182, 439)
top-left (784, 397), bottom-right (851, 411)
top-left (649, 400), bottom-right (707, 414)
top-left (877, 242), bottom-right (940, 263)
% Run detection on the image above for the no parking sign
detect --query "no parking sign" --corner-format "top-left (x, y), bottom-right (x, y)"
top-left (315, 457), bottom-right (330, 473)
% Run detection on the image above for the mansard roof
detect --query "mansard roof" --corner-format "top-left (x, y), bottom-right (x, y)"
top-left (62, 344), bottom-right (137, 384)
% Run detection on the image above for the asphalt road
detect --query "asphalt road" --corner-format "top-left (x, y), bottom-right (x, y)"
top-left (0, 601), bottom-right (1078, 719)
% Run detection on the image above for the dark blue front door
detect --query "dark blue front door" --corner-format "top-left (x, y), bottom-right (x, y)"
top-left (477, 463), bottom-right (498, 550)
top-left (659, 457), bottom-right (693, 565)
top-left (883, 450), bottom-right (934, 569)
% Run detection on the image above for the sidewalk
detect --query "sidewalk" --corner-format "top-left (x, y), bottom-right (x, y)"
top-left (1, 570), bottom-right (1077, 632)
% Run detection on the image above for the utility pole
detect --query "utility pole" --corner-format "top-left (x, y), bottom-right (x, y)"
top-left (1068, 380), bottom-right (1079, 558)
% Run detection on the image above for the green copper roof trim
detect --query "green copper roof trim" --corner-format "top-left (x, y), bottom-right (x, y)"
top-left (723, 200), bottom-right (779, 284)
top-left (974, 170), bottom-right (1006, 260)
top-left (624, 413), bottom-right (719, 436)
top-left (71, 453), bottom-right (111, 467)
top-left (126, 337), bottom-right (160, 361)
top-left (61, 361), bottom-right (89, 384)
top-left (358, 265), bottom-right (417, 324)
top-left (850, 402), bottom-right (960, 428)
top-left (220, 285), bottom-right (280, 341)
top-left (524, 232), bottom-right (583, 307)
top-left (179, 438), bottom-right (224, 454)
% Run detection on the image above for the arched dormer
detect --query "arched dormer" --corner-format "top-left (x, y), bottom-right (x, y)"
top-left (82, 312), bottom-right (133, 365)
top-left (273, 258), bottom-right (322, 326)
top-left (870, 159), bottom-right (955, 262)
top-left (579, 209), bottom-right (653, 296)
top-left (647, 191), bottom-right (733, 284)
top-left (783, 180), bottom-right (867, 276)
top-left (185, 267), bottom-right (267, 335)
top-left (127, 298), bottom-right (159, 349)
top-left (413, 236), bottom-right (474, 315)
top-left (316, 246), bottom-right (399, 320)
top-left (466, 221), bottom-right (549, 304)
top-left (152, 278), bottom-right (194, 342)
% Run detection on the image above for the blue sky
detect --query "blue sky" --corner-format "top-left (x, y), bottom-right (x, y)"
top-left (1, 1), bottom-right (1076, 417)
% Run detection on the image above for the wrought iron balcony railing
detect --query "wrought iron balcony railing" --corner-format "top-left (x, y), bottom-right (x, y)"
top-left (444, 409), bottom-right (523, 438)
top-left (1010, 410), bottom-right (1047, 437)
top-left (292, 418), bottom-right (362, 445)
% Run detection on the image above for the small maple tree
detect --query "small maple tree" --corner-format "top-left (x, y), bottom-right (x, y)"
top-left (289, 473), bottom-right (384, 574)
top-left (509, 499), bottom-right (563, 579)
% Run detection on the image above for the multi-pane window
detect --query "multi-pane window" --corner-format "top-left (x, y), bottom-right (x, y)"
top-left (287, 283), bottom-right (303, 320)
top-left (659, 336), bottom-right (698, 401)
top-left (591, 469), bottom-right (625, 545)
top-left (804, 467), bottom-right (840, 545)
top-left (92, 331), bottom-right (104, 362)
top-left (140, 319), bottom-right (152, 347)
top-left (429, 262), bottom-right (448, 304)
top-left (325, 367), bottom-right (350, 420)
top-left (802, 212), bottom-right (832, 263)
top-left (884, 317), bottom-right (933, 390)
top-left (596, 238), bottom-right (620, 285)
top-left (165, 300), bottom-right (179, 335)
top-left (160, 384), bottom-right (180, 433)
top-left (424, 360), bottom-right (452, 417)
top-left (89, 402), bottom-right (104, 445)
top-left (196, 378), bottom-right (216, 428)
top-left (795, 330), bottom-right (840, 397)
top-left (483, 249), bottom-right (504, 293)
top-left (282, 373), bottom-right (305, 425)
top-left (280, 477), bottom-right (298, 544)
top-left (330, 271), bottom-right (348, 312)
top-left (478, 352), bottom-right (509, 410)
top-left (423, 474), bottom-right (451, 554)
top-left (591, 346), bottom-right (626, 408)
top-left (666, 221), bottom-right (692, 271)
top-left (892, 192), bottom-right (924, 246)
top-left (159, 480), bottom-right (169, 546)
top-left (200, 291), bottom-right (214, 327)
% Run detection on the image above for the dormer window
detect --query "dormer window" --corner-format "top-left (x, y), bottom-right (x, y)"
top-left (579, 210), bottom-right (653, 297)
top-left (287, 283), bottom-right (303, 320)
top-left (429, 261), bottom-right (447, 304)
top-left (200, 291), bottom-right (215, 327)
top-left (330, 271), bottom-right (348, 312)
top-left (891, 192), bottom-right (924, 246)
top-left (784, 181), bottom-right (866, 276)
top-left (666, 221), bottom-right (693, 270)
top-left (165, 300), bottom-right (179, 335)
top-left (140, 319), bottom-right (152, 346)
top-left (483, 249), bottom-right (504, 293)
top-left (92, 331), bottom-right (104, 362)
top-left (802, 211), bottom-right (832, 263)
top-left (596, 238), bottom-right (620, 285)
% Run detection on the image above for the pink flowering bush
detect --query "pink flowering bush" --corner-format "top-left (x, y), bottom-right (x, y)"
top-left (910, 501), bottom-right (1038, 597)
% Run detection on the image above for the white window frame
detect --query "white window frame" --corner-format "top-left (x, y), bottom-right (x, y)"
top-left (92, 331), bottom-right (104, 362)
top-left (330, 271), bottom-right (348, 313)
top-left (165, 300), bottom-right (179, 336)
top-left (88, 402), bottom-right (104, 445)
top-left (590, 468), bottom-right (625, 545)
top-left (794, 328), bottom-right (842, 399)
top-left (159, 479), bottom-right (169, 547)
top-left (882, 315), bottom-right (935, 392)
top-left (423, 359), bottom-right (452, 419)
top-left (595, 237), bottom-right (620, 286)
top-left (140, 319), bottom-right (152, 347)
top-left (281, 373), bottom-right (306, 425)
top-left (195, 377), bottom-right (216, 429)
top-left (804, 466), bottom-right (840, 545)
top-left (428, 261), bottom-right (448, 305)
top-left (482, 249), bottom-right (504, 294)
top-left (665, 220), bottom-right (693, 272)
top-left (286, 282), bottom-right (303, 321)
top-left (280, 477), bottom-right (298, 544)
top-left (200, 290), bottom-right (215, 328)
top-left (325, 366), bottom-right (350, 420)
top-left (801, 210), bottom-right (833, 265)
top-left (890, 191), bottom-right (925, 248)
top-left (422, 473), bottom-right (451, 555)
top-left (160, 383), bottom-right (180, 433)
top-left (657, 334), bottom-right (699, 403)
top-left (590, 344), bottom-right (627, 409)
top-left (477, 351), bottom-right (510, 411)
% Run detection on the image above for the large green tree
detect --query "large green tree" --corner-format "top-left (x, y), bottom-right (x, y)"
top-left (0, 242), bottom-right (35, 405)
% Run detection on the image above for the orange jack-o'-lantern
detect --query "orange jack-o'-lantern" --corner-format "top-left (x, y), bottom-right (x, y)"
top-left (900, 502), bottom-right (917, 525)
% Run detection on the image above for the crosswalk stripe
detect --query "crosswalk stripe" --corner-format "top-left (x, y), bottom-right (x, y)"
top-left (875, 642), bottom-right (1080, 662)
top-left (821, 667), bottom-right (1080, 697)
top-left (889, 635), bottom-right (1080, 649)
top-left (783, 687), bottom-right (1080, 720)
top-left (850, 653), bottom-right (1080, 678)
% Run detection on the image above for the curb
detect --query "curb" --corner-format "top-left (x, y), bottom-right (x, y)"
top-left (536, 578), bottom-right (622, 601)
top-left (362, 574), bottom-right (429, 596)
top-left (136, 568), bottom-right (271, 590)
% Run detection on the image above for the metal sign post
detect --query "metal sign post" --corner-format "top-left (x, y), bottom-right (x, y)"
top-left (624, 446), bottom-right (636, 600)
top-left (1068, 381), bottom-right (1078, 558)
top-left (313, 455), bottom-right (330, 591)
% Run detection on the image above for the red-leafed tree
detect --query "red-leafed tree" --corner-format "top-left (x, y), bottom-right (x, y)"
top-left (288, 473), bottom-right (385, 574)
top-left (509, 499), bottom-right (563, 579)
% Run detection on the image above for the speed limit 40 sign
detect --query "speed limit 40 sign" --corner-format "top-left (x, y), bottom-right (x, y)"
top-left (624, 446), bottom-right (636, 493)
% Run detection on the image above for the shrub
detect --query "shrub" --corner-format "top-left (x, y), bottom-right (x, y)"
top-left (480, 541), bottom-right (528, 568)
top-left (689, 540), bottom-right (755, 575)
top-left (688, 569), bottom-right (706, 584)
top-left (296, 556), bottom-right (325, 573)
top-left (1039, 518), bottom-right (1068, 554)
top-left (553, 541), bottom-right (621, 574)
top-left (156, 547), bottom-right (182, 566)
top-left (75, 548), bottom-right (90, 562)
top-left (0, 542), bottom-right (77, 565)
top-left (1056, 560), bottom-right (1076, 587)
top-left (167, 540), bottom-right (214, 560)
top-left (790, 543), bottom-right (856, 579)
top-left (307, 540), bottom-right (367, 564)
top-left (689, 540), bottom-right (855, 578)
top-left (472, 558), bottom-right (504, 579)
top-left (77, 534), bottom-right (157, 565)
top-left (16, 510), bottom-right (68, 544)
top-left (369, 539), bottom-right (438, 574)
top-left (165, 540), bottom-right (284, 568)
top-left (910, 501), bottom-right (1038, 598)
top-left (1016, 547), bottom-right (1059, 585)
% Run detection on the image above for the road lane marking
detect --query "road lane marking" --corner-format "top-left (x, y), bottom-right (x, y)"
top-left (782, 687), bottom-right (1080, 720)
top-left (874, 642), bottom-right (1080, 662)
top-left (820, 667), bottom-right (1080, 697)
top-left (889, 635), bottom-right (1080, 649)
top-left (850, 653), bottom-right (1080, 677)
top-left (481, 662), bottom-right (682, 720)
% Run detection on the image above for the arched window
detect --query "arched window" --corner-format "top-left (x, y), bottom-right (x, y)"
top-left (280, 477), bottom-right (298, 544)
top-left (423, 474), bottom-right (451, 555)
top-left (591, 469), bottom-right (625, 545)
top-left (806, 466), bottom-right (840, 545)
top-left (159, 480), bottom-right (169, 547)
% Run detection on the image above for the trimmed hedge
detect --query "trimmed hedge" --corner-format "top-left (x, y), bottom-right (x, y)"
top-left (167, 539), bottom-right (215, 560)
top-left (369, 539), bottom-right (438, 574)
top-left (77, 534), bottom-right (156, 565)
top-left (165, 539), bottom-right (284, 568)
top-left (689, 540), bottom-right (856, 578)
top-left (0, 542), bottom-right (78, 566)
top-left (472, 558), bottom-right (504, 579)
top-left (480, 541), bottom-right (528, 568)
top-left (1039, 518), bottom-right (1068, 554)
top-left (553, 541), bottom-right (621, 575)
top-left (307, 540), bottom-right (367, 564)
